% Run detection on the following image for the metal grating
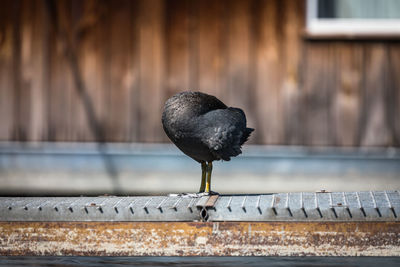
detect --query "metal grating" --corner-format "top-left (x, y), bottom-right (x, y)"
top-left (0, 191), bottom-right (399, 222)
top-left (208, 191), bottom-right (400, 221)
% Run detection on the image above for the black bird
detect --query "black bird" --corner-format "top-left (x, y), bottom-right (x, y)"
top-left (162, 91), bottom-right (254, 195)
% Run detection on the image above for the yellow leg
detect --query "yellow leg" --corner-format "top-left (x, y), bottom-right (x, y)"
top-left (205, 161), bottom-right (213, 193)
top-left (199, 162), bottom-right (207, 192)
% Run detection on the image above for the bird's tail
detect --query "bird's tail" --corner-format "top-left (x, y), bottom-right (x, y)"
top-left (241, 128), bottom-right (254, 145)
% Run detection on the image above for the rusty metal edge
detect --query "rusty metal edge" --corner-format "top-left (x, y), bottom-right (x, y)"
top-left (0, 221), bottom-right (399, 256)
top-left (205, 195), bottom-right (219, 207)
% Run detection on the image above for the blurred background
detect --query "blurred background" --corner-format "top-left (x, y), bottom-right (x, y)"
top-left (0, 0), bottom-right (399, 195)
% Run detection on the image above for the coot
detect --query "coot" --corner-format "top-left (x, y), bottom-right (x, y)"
top-left (162, 91), bottom-right (254, 195)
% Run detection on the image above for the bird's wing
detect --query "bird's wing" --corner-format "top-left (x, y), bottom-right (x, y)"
top-left (197, 108), bottom-right (252, 161)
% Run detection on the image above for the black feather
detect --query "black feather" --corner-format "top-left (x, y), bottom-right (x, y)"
top-left (162, 91), bottom-right (254, 163)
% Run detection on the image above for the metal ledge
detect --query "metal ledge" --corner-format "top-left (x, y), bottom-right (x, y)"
top-left (1, 191), bottom-right (399, 222)
top-left (1, 191), bottom-right (399, 256)
top-left (2, 142), bottom-right (400, 195)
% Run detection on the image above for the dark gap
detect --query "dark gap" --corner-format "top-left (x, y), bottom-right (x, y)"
top-left (360, 207), bottom-right (367, 217)
top-left (257, 207), bottom-right (262, 215)
top-left (391, 207), bottom-right (397, 218)
top-left (200, 208), bottom-right (209, 222)
top-left (316, 207), bottom-right (323, 218)
top-left (302, 207), bottom-right (308, 218)
top-left (346, 208), bottom-right (353, 218)
top-left (375, 207), bottom-right (382, 217)
top-left (272, 207), bottom-right (277, 216)
top-left (331, 207), bottom-right (338, 218)
top-left (287, 207), bottom-right (293, 217)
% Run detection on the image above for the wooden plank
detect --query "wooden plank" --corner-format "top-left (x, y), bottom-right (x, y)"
top-left (332, 43), bottom-right (363, 146)
top-left (165, 0), bottom-right (190, 96)
top-left (137, 0), bottom-right (165, 142)
top-left (225, 0), bottom-right (252, 111)
top-left (71, 0), bottom-right (101, 142)
top-left (93, 0), bottom-right (111, 142)
top-left (63, 0), bottom-right (80, 141)
top-left (198, 0), bottom-right (225, 99)
top-left (0, 0), bottom-right (15, 141)
top-left (18, 0), bottom-right (49, 141)
top-left (302, 42), bottom-right (336, 146)
top-left (281, 0), bottom-right (304, 145)
top-left (360, 44), bottom-right (390, 146)
top-left (163, 0), bottom-right (191, 142)
top-left (107, 0), bottom-right (134, 142)
top-left (253, 0), bottom-right (283, 144)
top-left (128, 0), bottom-right (141, 142)
top-left (11, 0), bottom-right (24, 141)
top-left (47, 0), bottom-right (74, 141)
top-left (30, 0), bottom-right (49, 141)
top-left (387, 44), bottom-right (400, 146)
top-left (224, 0), bottom-right (260, 138)
top-left (187, 0), bottom-right (199, 91)
top-left (18, 0), bottom-right (34, 141)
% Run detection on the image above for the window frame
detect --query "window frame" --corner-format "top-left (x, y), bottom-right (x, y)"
top-left (306, 0), bottom-right (400, 38)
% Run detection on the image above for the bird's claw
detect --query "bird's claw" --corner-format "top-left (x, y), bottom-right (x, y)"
top-left (168, 193), bottom-right (202, 198)
top-left (168, 191), bottom-right (219, 198)
top-left (200, 191), bottom-right (219, 196)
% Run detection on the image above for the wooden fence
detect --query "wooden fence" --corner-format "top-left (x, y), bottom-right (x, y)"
top-left (0, 0), bottom-right (399, 146)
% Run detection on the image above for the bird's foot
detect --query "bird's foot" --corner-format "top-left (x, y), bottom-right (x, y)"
top-left (198, 191), bottom-right (219, 196)
top-left (168, 191), bottom-right (219, 198)
top-left (168, 193), bottom-right (203, 198)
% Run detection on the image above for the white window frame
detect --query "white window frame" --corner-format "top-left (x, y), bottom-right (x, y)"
top-left (306, 0), bottom-right (400, 36)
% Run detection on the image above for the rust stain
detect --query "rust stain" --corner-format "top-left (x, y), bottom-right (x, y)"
top-left (0, 222), bottom-right (399, 256)
top-left (205, 195), bottom-right (219, 207)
